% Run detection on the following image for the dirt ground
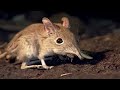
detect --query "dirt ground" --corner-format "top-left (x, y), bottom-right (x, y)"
top-left (0, 31), bottom-right (120, 79)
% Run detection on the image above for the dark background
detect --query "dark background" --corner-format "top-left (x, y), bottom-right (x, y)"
top-left (1, 0), bottom-right (120, 21)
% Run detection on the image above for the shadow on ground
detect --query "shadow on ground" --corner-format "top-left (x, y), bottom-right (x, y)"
top-left (31, 49), bottom-right (111, 67)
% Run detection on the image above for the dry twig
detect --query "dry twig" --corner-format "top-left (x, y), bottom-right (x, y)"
top-left (60, 73), bottom-right (72, 77)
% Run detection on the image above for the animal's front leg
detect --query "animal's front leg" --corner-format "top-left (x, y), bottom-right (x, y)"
top-left (40, 58), bottom-right (54, 70)
top-left (38, 50), bottom-right (54, 70)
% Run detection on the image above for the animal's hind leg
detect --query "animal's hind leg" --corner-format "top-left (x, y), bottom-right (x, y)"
top-left (17, 55), bottom-right (43, 69)
top-left (20, 57), bottom-right (54, 70)
top-left (20, 57), bottom-right (55, 70)
top-left (21, 61), bottom-right (43, 69)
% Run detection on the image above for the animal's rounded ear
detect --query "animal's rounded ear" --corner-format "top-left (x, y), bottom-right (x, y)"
top-left (42, 17), bottom-right (55, 34)
top-left (61, 17), bottom-right (70, 28)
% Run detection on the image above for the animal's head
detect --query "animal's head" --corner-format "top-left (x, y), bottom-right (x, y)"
top-left (42, 17), bottom-right (92, 60)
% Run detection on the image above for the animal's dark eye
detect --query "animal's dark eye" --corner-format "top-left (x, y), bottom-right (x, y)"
top-left (56, 38), bottom-right (64, 44)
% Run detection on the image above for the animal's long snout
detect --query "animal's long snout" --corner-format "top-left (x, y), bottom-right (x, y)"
top-left (66, 48), bottom-right (93, 60)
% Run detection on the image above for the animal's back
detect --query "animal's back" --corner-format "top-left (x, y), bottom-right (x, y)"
top-left (6, 23), bottom-right (44, 51)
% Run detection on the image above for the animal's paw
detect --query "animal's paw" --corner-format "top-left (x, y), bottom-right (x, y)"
top-left (36, 65), bottom-right (43, 69)
top-left (42, 65), bottom-right (54, 70)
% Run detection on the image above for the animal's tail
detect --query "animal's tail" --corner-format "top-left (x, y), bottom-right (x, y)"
top-left (0, 42), bottom-right (7, 48)
top-left (0, 42), bottom-right (8, 60)
top-left (0, 52), bottom-right (7, 59)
